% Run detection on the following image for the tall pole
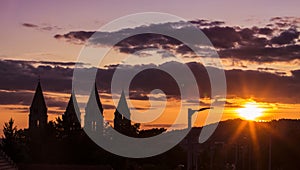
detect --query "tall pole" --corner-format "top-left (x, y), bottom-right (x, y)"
top-left (268, 134), bottom-right (272, 170)
top-left (188, 108), bottom-right (193, 129)
top-left (187, 107), bottom-right (212, 170)
top-left (187, 108), bottom-right (195, 170)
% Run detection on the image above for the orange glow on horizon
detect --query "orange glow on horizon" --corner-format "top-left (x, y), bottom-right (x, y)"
top-left (1, 96), bottom-right (300, 137)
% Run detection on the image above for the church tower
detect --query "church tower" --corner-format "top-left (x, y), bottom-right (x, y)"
top-left (85, 82), bottom-right (104, 133)
top-left (114, 90), bottom-right (131, 134)
top-left (62, 92), bottom-right (81, 131)
top-left (29, 81), bottom-right (48, 130)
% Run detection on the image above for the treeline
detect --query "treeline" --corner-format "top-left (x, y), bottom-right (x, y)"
top-left (0, 117), bottom-right (185, 170)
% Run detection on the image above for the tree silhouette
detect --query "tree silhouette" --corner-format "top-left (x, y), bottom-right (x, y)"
top-left (3, 118), bottom-right (17, 143)
top-left (2, 118), bottom-right (28, 162)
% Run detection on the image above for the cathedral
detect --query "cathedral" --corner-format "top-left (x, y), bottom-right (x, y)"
top-left (28, 80), bottom-right (132, 137)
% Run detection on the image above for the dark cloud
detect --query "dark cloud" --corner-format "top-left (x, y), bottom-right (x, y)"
top-left (0, 60), bottom-right (73, 93)
top-left (185, 99), bottom-right (209, 106)
top-left (0, 90), bottom-right (33, 105)
top-left (270, 28), bottom-right (299, 45)
top-left (223, 102), bottom-right (241, 108)
top-left (129, 92), bottom-right (149, 101)
top-left (22, 22), bottom-right (62, 31)
top-left (128, 67), bottom-right (181, 98)
top-left (257, 67), bottom-right (278, 72)
top-left (54, 31), bottom-right (94, 44)
top-left (269, 17), bottom-right (300, 28)
top-left (142, 123), bottom-right (185, 129)
top-left (202, 26), bottom-right (241, 49)
top-left (39, 61), bottom-right (80, 66)
top-left (6, 107), bottom-right (28, 113)
top-left (22, 23), bottom-right (38, 28)
top-left (108, 61), bottom-right (300, 104)
top-left (4, 59), bottom-right (80, 67)
top-left (292, 69), bottom-right (300, 79)
top-left (225, 69), bottom-right (300, 103)
top-left (0, 90), bottom-right (68, 112)
top-left (129, 107), bottom-right (152, 111)
top-left (275, 71), bottom-right (287, 76)
top-left (189, 19), bottom-right (225, 27)
top-left (54, 18), bottom-right (300, 63)
top-left (1, 59), bottom-right (300, 108)
top-left (258, 27), bottom-right (273, 35)
top-left (102, 104), bottom-right (116, 110)
top-left (219, 45), bottom-right (300, 62)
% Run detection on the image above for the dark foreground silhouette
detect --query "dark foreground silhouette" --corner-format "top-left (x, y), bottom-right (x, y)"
top-left (1, 118), bottom-right (300, 170)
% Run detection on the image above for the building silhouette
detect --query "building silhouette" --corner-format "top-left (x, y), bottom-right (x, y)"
top-left (62, 92), bottom-right (81, 131)
top-left (114, 90), bottom-right (132, 135)
top-left (28, 80), bottom-right (48, 161)
top-left (28, 80), bottom-right (134, 137)
top-left (84, 82), bottom-right (104, 133)
top-left (29, 81), bottom-right (48, 131)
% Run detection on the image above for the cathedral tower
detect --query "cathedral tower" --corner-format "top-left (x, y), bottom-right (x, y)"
top-left (62, 92), bottom-right (81, 131)
top-left (85, 82), bottom-right (104, 133)
top-left (29, 81), bottom-right (48, 130)
top-left (114, 90), bottom-right (131, 134)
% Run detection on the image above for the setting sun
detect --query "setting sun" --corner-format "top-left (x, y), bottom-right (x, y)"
top-left (237, 102), bottom-right (264, 120)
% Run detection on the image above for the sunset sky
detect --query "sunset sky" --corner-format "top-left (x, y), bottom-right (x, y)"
top-left (1, 0), bottom-right (300, 136)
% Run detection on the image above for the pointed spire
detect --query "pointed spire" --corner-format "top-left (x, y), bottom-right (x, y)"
top-left (114, 90), bottom-right (132, 134)
top-left (65, 92), bottom-right (81, 122)
top-left (116, 90), bottom-right (130, 120)
top-left (66, 94), bottom-right (74, 113)
top-left (86, 82), bottom-right (103, 115)
top-left (29, 80), bottom-right (47, 130)
top-left (30, 80), bottom-right (47, 110)
top-left (85, 82), bottom-right (104, 132)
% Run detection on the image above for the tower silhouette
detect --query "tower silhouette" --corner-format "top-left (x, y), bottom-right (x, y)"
top-left (29, 80), bottom-right (48, 131)
top-left (62, 92), bottom-right (81, 131)
top-left (114, 90), bottom-right (132, 135)
top-left (85, 82), bottom-right (104, 133)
